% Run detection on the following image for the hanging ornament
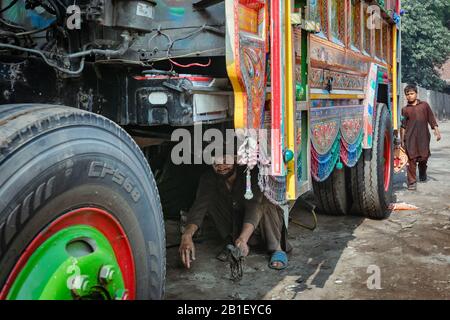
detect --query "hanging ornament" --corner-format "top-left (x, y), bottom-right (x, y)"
top-left (237, 129), bottom-right (259, 200)
top-left (244, 168), bottom-right (254, 200)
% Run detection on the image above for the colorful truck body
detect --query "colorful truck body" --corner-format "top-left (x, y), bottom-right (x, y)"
top-left (226, 0), bottom-right (401, 218)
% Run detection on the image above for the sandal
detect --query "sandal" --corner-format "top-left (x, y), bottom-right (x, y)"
top-left (269, 251), bottom-right (288, 270)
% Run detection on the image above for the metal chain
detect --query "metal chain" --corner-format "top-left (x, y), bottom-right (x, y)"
top-left (226, 244), bottom-right (244, 282)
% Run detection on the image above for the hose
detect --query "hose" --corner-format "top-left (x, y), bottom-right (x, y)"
top-left (290, 202), bottom-right (318, 231)
top-left (0, 17), bottom-right (26, 31)
top-left (0, 32), bottom-right (132, 74)
top-left (0, 42), bottom-right (85, 75)
top-left (15, 22), bottom-right (56, 37)
top-left (67, 32), bottom-right (132, 59)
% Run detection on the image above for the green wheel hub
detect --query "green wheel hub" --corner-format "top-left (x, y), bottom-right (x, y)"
top-left (7, 225), bottom-right (126, 300)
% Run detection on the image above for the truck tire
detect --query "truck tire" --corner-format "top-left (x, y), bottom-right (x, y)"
top-left (350, 103), bottom-right (393, 219)
top-left (0, 104), bottom-right (165, 300)
top-left (312, 167), bottom-right (351, 216)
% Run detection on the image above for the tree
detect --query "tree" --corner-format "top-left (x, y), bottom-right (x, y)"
top-left (401, 0), bottom-right (450, 91)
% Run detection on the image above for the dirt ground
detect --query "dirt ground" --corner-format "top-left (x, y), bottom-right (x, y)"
top-left (164, 121), bottom-right (450, 300)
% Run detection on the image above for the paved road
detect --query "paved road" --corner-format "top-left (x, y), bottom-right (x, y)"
top-left (165, 121), bottom-right (450, 300)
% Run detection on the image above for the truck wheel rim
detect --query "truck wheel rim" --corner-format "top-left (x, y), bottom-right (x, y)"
top-left (0, 208), bottom-right (135, 300)
top-left (384, 132), bottom-right (392, 192)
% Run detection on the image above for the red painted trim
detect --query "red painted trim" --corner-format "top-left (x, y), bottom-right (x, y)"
top-left (239, 0), bottom-right (265, 11)
top-left (271, 0), bottom-right (282, 175)
top-left (133, 75), bottom-right (213, 82)
top-left (0, 208), bottom-right (136, 300)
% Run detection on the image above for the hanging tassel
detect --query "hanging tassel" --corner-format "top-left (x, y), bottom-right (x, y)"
top-left (237, 130), bottom-right (258, 200)
top-left (244, 168), bottom-right (254, 200)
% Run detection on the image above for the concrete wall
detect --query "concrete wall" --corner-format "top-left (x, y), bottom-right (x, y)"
top-left (400, 84), bottom-right (450, 120)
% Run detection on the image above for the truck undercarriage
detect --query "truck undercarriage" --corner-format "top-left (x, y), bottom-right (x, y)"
top-left (0, 0), bottom-right (233, 127)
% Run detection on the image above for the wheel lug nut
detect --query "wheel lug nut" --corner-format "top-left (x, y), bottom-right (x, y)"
top-left (69, 275), bottom-right (90, 297)
top-left (99, 265), bottom-right (115, 283)
top-left (114, 289), bottom-right (129, 300)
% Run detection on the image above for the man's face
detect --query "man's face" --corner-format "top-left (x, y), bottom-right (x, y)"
top-left (405, 90), bottom-right (417, 104)
top-left (213, 163), bottom-right (235, 176)
top-left (212, 154), bottom-right (235, 177)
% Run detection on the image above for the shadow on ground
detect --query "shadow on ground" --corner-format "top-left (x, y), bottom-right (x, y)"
top-left (164, 191), bottom-right (366, 300)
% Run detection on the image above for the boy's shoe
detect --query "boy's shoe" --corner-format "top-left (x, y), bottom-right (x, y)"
top-left (407, 183), bottom-right (417, 191)
top-left (419, 173), bottom-right (427, 182)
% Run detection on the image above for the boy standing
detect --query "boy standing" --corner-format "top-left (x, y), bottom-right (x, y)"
top-left (400, 84), bottom-right (442, 190)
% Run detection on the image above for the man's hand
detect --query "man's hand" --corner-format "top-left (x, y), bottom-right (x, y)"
top-left (434, 128), bottom-right (442, 142)
top-left (234, 237), bottom-right (249, 257)
top-left (179, 234), bottom-right (196, 269)
top-left (235, 223), bottom-right (255, 257)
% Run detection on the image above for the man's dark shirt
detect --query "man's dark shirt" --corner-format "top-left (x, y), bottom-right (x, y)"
top-left (186, 166), bottom-right (260, 232)
top-left (401, 100), bottom-right (438, 160)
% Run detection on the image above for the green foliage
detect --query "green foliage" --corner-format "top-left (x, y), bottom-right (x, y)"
top-left (401, 0), bottom-right (450, 91)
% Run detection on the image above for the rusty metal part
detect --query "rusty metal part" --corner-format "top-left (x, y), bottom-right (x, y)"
top-left (226, 244), bottom-right (243, 282)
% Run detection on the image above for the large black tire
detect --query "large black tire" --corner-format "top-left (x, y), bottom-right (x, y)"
top-left (0, 104), bottom-right (165, 299)
top-left (312, 167), bottom-right (351, 216)
top-left (351, 103), bottom-right (394, 219)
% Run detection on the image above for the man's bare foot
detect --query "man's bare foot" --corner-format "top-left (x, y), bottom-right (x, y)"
top-left (269, 251), bottom-right (288, 270)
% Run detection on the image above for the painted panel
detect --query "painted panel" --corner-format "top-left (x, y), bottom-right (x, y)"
top-left (341, 106), bottom-right (364, 146)
top-left (309, 38), bottom-right (371, 74)
top-left (226, 0), bottom-right (268, 130)
top-left (310, 68), bottom-right (365, 91)
top-left (340, 105), bottom-right (364, 167)
top-left (308, 0), bottom-right (328, 38)
top-left (310, 107), bottom-right (341, 155)
top-left (350, 0), bottom-right (362, 50)
top-left (363, 63), bottom-right (378, 149)
top-left (310, 104), bottom-right (365, 181)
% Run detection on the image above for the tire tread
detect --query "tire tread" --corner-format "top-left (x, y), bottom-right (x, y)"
top-left (0, 104), bottom-right (166, 298)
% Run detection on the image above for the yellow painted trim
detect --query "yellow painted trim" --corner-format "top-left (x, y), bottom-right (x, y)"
top-left (224, 0), bottom-right (246, 129)
top-left (227, 62), bottom-right (246, 129)
top-left (310, 93), bottom-right (366, 100)
top-left (392, 26), bottom-right (399, 130)
top-left (285, 0), bottom-right (296, 201)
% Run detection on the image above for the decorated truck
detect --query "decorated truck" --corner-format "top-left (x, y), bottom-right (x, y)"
top-left (0, 0), bottom-right (401, 299)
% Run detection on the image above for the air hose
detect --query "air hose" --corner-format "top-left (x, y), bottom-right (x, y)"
top-left (290, 201), bottom-right (318, 231)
